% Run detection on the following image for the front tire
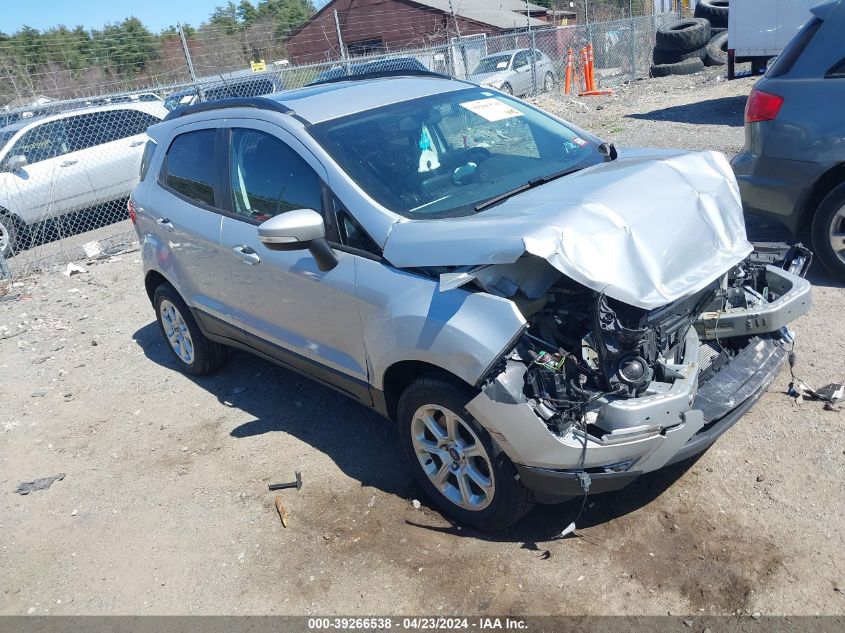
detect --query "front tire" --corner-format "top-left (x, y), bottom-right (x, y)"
top-left (0, 214), bottom-right (20, 259)
top-left (153, 282), bottom-right (228, 376)
top-left (397, 376), bottom-right (533, 531)
top-left (811, 183), bottom-right (845, 280)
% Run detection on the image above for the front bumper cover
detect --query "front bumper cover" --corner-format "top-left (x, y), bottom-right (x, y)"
top-left (466, 267), bottom-right (807, 503)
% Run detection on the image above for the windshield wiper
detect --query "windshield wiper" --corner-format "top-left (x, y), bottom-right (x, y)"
top-left (473, 165), bottom-right (584, 213)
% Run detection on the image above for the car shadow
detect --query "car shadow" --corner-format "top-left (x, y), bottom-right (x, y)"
top-left (134, 320), bottom-right (703, 544)
top-left (625, 96), bottom-right (748, 127)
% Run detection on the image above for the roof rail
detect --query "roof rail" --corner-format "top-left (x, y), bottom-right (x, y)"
top-left (162, 96), bottom-right (292, 122)
top-left (307, 68), bottom-right (454, 87)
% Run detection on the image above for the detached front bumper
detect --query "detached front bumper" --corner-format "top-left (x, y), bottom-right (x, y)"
top-left (466, 267), bottom-right (809, 503)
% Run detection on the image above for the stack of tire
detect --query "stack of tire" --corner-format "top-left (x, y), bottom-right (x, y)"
top-left (650, 1), bottom-right (730, 78)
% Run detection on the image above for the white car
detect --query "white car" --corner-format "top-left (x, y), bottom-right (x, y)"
top-left (0, 101), bottom-right (167, 257)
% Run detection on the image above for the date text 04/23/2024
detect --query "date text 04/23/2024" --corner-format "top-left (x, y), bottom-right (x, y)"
top-left (307, 617), bottom-right (528, 630)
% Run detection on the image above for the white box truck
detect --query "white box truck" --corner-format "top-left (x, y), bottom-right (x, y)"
top-left (727, 0), bottom-right (818, 78)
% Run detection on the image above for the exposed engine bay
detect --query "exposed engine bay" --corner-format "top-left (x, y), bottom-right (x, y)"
top-left (470, 244), bottom-right (813, 441)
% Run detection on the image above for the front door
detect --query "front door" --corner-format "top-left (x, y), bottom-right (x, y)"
top-left (3, 119), bottom-right (94, 223)
top-left (218, 122), bottom-right (370, 401)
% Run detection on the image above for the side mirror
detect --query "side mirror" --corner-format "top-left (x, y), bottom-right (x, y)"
top-left (599, 142), bottom-right (618, 161)
top-left (258, 208), bottom-right (338, 272)
top-left (5, 155), bottom-right (27, 171)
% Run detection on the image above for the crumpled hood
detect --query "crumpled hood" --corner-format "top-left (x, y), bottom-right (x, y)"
top-left (382, 150), bottom-right (753, 310)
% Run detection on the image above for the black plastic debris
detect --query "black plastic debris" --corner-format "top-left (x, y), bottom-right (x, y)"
top-left (15, 473), bottom-right (65, 495)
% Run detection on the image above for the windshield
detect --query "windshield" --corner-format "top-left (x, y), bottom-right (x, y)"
top-left (310, 87), bottom-right (603, 219)
top-left (472, 55), bottom-right (512, 75)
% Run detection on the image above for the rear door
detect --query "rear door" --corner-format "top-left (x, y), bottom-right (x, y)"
top-left (217, 121), bottom-right (370, 400)
top-left (66, 108), bottom-right (163, 207)
top-left (142, 125), bottom-right (238, 327)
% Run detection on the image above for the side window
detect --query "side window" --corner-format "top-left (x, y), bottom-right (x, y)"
top-left (164, 129), bottom-right (217, 207)
top-left (11, 120), bottom-right (70, 164)
top-left (333, 198), bottom-right (380, 255)
top-left (229, 128), bottom-right (322, 223)
top-left (65, 113), bottom-right (109, 151)
top-left (107, 110), bottom-right (161, 139)
top-left (513, 51), bottom-right (529, 69)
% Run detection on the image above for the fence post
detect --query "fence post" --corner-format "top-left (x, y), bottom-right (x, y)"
top-left (178, 24), bottom-right (197, 84)
top-left (629, 15), bottom-right (638, 81)
top-left (530, 29), bottom-right (538, 95)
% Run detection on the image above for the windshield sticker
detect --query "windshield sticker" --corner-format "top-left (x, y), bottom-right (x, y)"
top-left (572, 137), bottom-right (588, 147)
top-left (460, 98), bottom-right (523, 122)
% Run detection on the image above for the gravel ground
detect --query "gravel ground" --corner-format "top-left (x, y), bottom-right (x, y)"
top-left (1, 71), bottom-right (843, 617)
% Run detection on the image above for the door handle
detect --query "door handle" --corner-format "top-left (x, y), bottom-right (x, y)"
top-left (156, 217), bottom-right (174, 232)
top-left (232, 245), bottom-right (260, 265)
top-left (129, 140), bottom-right (145, 147)
top-left (61, 160), bottom-right (78, 167)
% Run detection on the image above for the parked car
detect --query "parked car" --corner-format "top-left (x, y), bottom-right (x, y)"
top-left (731, 0), bottom-right (845, 279)
top-left (0, 101), bottom-right (167, 257)
top-left (311, 56), bottom-right (428, 84)
top-left (132, 73), bottom-right (810, 530)
top-left (469, 48), bottom-right (556, 95)
top-left (163, 75), bottom-right (283, 111)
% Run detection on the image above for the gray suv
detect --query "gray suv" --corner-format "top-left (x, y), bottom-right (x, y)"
top-left (731, 0), bottom-right (845, 279)
top-left (132, 73), bottom-right (811, 530)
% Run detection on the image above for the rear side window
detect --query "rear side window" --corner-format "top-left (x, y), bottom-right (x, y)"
top-left (139, 140), bottom-right (157, 180)
top-left (164, 130), bottom-right (216, 207)
top-left (767, 17), bottom-right (823, 78)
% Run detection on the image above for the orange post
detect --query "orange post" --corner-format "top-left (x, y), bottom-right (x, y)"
top-left (579, 47), bottom-right (589, 92)
top-left (564, 48), bottom-right (573, 95)
top-left (587, 43), bottom-right (596, 92)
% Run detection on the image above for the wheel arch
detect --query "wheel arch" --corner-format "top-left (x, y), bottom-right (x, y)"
top-left (381, 360), bottom-right (473, 422)
top-left (796, 162), bottom-right (845, 232)
top-left (144, 269), bottom-right (171, 305)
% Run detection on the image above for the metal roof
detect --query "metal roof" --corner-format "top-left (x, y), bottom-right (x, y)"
top-left (411, 0), bottom-right (549, 29)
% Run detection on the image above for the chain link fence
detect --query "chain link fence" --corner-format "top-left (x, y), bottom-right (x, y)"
top-left (0, 10), bottom-right (678, 286)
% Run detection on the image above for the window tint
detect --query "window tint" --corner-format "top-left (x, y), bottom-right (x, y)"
top-left (11, 120), bottom-right (70, 164)
top-left (826, 56), bottom-right (845, 78)
top-left (65, 110), bottom-right (161, 151)
top-left (229, 128), bottom-right (321, 223)
top-left (165, 129), bottom-right (217, 206)
top-left (139, 139), bottom-right (157, 180)
top-left (767, 17), bottom-right (822, 78)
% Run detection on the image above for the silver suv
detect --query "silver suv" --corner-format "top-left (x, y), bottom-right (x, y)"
top-left (132, 73), bottom-right (811, 530)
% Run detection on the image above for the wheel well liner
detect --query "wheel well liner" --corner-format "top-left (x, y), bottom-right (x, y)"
top-left (381, 360), bottom-right (472, 421)
top-left (798, 162), bottom-right (845, 230)
top-left (144, 270), bottom-right (169, 304)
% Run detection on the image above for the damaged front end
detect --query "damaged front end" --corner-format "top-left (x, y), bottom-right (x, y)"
top-left (464, 248), bottom-right (812, 502)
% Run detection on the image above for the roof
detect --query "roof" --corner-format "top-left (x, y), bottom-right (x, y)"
top-left (157, 76), bottom-right (472, 128)
top-left (269, 75), bottom-right (469, 123)
top-left (410, 0), bottom-right (549, 29)
top-left (1, 101), bottom-right (167, 136)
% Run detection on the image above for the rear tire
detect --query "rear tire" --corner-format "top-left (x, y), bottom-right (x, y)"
top-left (153, 282), bottom-right (228, 376)
top-left (810, 184), bottom-right (845, 281)
top-left (397, 376), bottom-right (533, 531)
top-left (543, 71), bottom-right (555, 93)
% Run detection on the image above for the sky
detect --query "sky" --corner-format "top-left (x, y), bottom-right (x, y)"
top-left (0, 0), bottom-right (331, 34)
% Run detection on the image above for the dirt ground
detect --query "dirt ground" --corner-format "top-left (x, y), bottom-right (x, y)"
top-left (1, 69), bottom-right (844, 617)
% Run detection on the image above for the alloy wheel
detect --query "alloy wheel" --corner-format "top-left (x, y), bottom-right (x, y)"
top-left (829, 204), bottom-right (845, 265)
top-left (410, 404), bottom-right (495, 511)
top-left (159, 299), bottom-right (195, 364)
